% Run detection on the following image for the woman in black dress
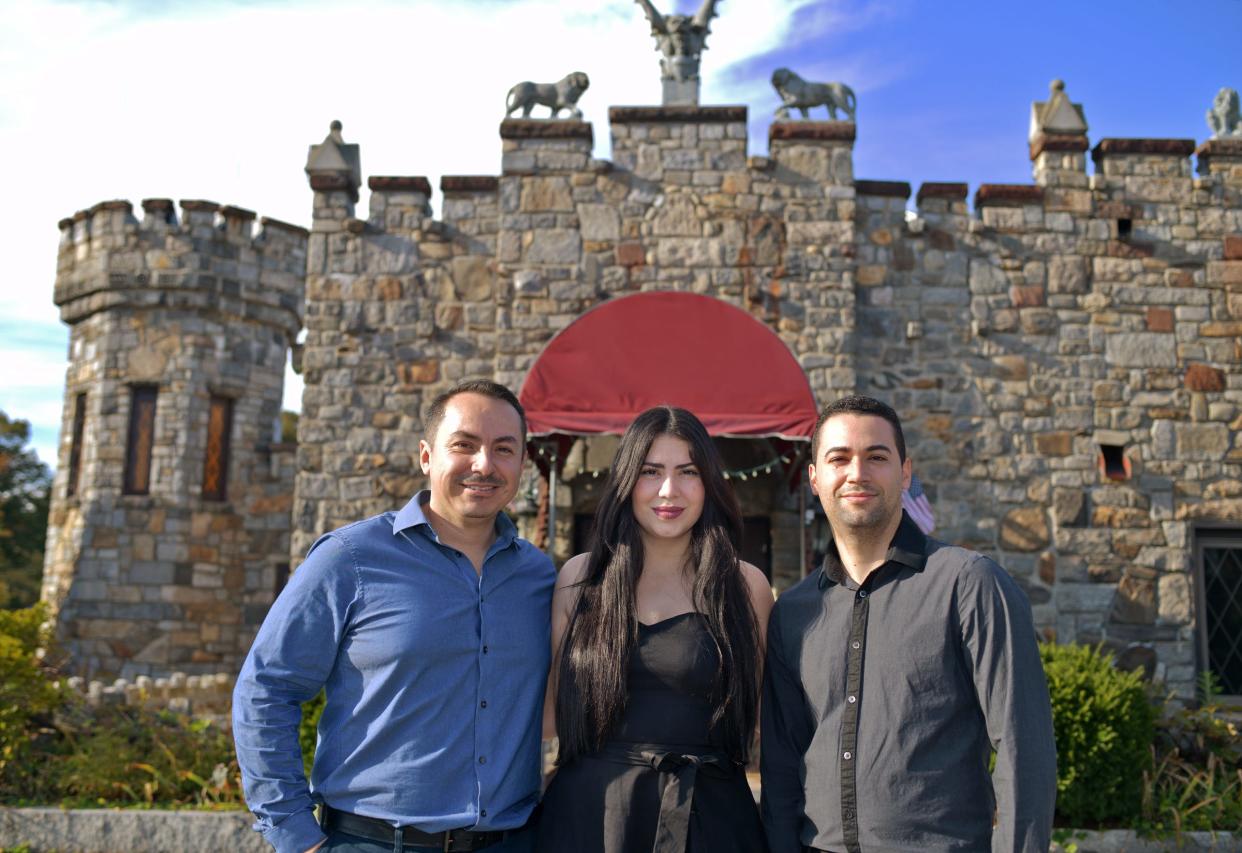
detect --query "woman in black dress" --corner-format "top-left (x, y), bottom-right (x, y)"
top-left (537, 406), bottom-right (772, 853)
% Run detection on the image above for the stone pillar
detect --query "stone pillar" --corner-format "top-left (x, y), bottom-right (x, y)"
top-left (1031, 134), bottom-right (1089, 188)
top-left (1195, 137), bottom-right (1242, 181)
top-left (305, 120), bottom-right (362, 228)
top-left (367, 176), bottom-right (432, 231)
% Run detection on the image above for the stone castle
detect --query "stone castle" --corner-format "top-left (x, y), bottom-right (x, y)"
top-left (40, 78), bottom-right (1242, 701)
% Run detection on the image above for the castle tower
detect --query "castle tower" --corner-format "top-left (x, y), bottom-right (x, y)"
top-left (42, 198), bottom-right (308, 678)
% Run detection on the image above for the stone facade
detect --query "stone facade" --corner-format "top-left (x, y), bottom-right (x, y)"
top-left (43, 200), bottom-right (306, 678)
top-left (45, 93), bottom-right (1242, 698)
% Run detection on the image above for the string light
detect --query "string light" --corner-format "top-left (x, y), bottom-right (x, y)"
top-left (530, 442), bottom-right (795, 482)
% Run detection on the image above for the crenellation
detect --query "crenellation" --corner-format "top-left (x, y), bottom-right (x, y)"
top-left (41, 81), bottom-right (1242, 699)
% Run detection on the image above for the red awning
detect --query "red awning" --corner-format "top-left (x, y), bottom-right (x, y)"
top-left (519, 291), bottom-right (818, 440)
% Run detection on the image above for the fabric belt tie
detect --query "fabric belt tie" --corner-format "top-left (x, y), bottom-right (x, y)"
top-left (597, 742), bottom-right (735, 853)
top-left (321, 806), bottom-right (510, 852)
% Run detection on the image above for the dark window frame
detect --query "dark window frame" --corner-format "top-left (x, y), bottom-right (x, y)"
top-left (66, 392), bottom-right (87, 498)
top-left (1194, 527), bottom-right (1242, 702)
top-left (201, 395), bottom-right (235, 501)
top-left (123, 384), bottom-right (158, 496)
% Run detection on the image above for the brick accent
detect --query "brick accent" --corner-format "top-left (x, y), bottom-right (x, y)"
top-left (609, 106), bottom-right (746, 124)
top-left (975, 184), bottom-right (1044, 207)
top-left (441, 175), bottom-right (499, 193)
top-left (1224, 235), bottom-right (1242, 261)
top-left (500, 119), bottom-right (593, 140)
top-left (1091, 138), bottom-right (1195, 163)
top-left (769, 121), bottom-right (855, 142)
top-left (1146, 307), bottom-right (1174, 332)
top-left (1029, 133), bottom-right (1089, 159)
top-left (368, 176), bottom-right (432, 195)
top-left (916, 182), bottom-right (968, 204)
top-left (1186, 363), bottom-right (1226, 392)
top-left (854, 180), bottom-right (911, 199)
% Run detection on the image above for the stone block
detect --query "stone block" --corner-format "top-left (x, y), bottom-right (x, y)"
top-left (1185, 363), bottom-right (1225, 392)
top-left (577, 204), bottom-right (620, 242)
top-left (1104, 333), bottom-right (1177, 368)
top-left (525, 230), bottom-right (581, 264)
top-left (1111, 572), bottom-right (1156, 624)
top-left (519, 177), bottom-right (573, 212)
top-left (1034, 431), bottom-right (1073, 456)
top-left (450, 256), bottom-right (493, 302)
top-left (616, 242), bottom-right (645, 267)
top-left (1145, 307), bottom-right (1174, 332)
top-left (1174, 422), bottom-right (1229, 460)
top-left (1000, 506), bottom-right (1050, 551)
top-left (1052, 488), bottom-right (1085, 525)
top-left (1225, 234), bottom-right (1242, 260)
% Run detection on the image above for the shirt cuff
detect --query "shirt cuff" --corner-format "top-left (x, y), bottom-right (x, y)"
top-left (261, 808), bottom-right (327, 853)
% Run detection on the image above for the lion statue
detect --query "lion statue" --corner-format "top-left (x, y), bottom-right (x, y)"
top-left (505, 72), bottom-right (590, 120)
top-left (1206, 87), bottom-right (1241, 139)
top-left (771, 68), bottom-right (856, 122)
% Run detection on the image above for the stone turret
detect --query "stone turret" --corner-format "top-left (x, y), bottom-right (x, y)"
top-left (42, 199), bottom-right (307, 678)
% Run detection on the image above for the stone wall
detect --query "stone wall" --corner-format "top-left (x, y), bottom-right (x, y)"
top-left (46, 103), bottom-right (1242, 698)
top-left (295, 111), bottom-right (1241, 698)
top-left (43, 200), bottom-right (306, 678)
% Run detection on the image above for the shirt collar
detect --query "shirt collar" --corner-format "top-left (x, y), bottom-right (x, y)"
top-left (819, 510), bottom-right (929, 588)
top-left (392, 490), bottom-right (518, 551)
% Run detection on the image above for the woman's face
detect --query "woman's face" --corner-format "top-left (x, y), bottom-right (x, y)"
top-left (631, 434), bottom-right (705, 544)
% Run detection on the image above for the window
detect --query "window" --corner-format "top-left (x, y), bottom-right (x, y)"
top-left (201, 395), bottom-right (234, 501)
top-left (123, 385), bottom-right (158, 495)
top-left (66, 392), bottom-right (86, 498)
top-left (1196, 530), bottom-right (1242, 698)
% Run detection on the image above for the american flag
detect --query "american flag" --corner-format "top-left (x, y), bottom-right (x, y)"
top-left (902, 473), bottom-right (935, 534)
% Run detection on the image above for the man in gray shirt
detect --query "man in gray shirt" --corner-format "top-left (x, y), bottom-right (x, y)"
top-left (761, 395), bottom-right (1056, 853)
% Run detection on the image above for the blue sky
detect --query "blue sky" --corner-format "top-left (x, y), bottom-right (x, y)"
top-left (2, 0), bottom-right (1239, 468)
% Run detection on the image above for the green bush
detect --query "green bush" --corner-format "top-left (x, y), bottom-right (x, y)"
top-left (0, 605), bottom-right (64, 772)
top-left (300, 690), bottom-right (326, 778)
top-left (1040, 642), bottom-right (1156, 826)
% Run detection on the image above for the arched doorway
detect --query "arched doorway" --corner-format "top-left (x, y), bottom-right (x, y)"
top-left (518, 291), bottom-right (818, 587)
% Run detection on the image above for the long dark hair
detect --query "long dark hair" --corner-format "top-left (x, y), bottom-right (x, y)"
top-left (554, 406), bottom-right (760, 764)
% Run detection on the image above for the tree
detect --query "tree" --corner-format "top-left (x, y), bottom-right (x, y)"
top-left (0, 413), bottom-right (51, 609)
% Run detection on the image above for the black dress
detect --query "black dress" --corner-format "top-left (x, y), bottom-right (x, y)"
top-left (536, 612), bottom-right (768, 853)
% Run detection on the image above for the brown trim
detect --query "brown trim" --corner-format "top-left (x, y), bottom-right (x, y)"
top-left (441, 175), bottom-right (500, 193)
top-left (1029, 133), bottom-right (1089, 159)
top-left (854, 180), bottom-right (911, 199)
top-left (769, 121), bottom-right (855, 142)
top-left (67, 392), bottom-right (87, 499)
top-left (1091, 138), bottom-right (1196, 162)
top-left (368, 176), bottom-right (432, 194)
top-left (142, 199), bottom-right (176, 223)
top-left (219, 205), bottom-right (256, 221)
top-left (608, 106), bottom-right (747, 124)
top-left (308, 174), bottom-right (353, 191)
top-left (179, 199), bottom-right (221, 213)
top-left (259, 216), bottom-right (310, 238)
top-left (123, 385), bottom-right (158, 496)
top-left (1196, 138), bottom-right (1242, 158)
top-left (57, 217), bottom-right (74, 231)
top-left (500, 119), bottom-right (593, 139)
top-left (916, 182), bottom-right (969, 204)
top-left (201, 395), bottom-right (233, 502)
top-left (975, 184), bottom-right (1044, 207)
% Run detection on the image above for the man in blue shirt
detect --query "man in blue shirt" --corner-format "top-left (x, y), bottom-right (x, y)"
top-left (234, 380), bottom-right (556, 853)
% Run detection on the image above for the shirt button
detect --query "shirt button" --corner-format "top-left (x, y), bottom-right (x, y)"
top-left (851, 641), bottom-right (860, 650)
top-left (858, 590), bottom-right (867, 598)
top-left (848, 695), bottom-right (856, 704)
top-left (479, 756), bottom-right (487, 765)
top-left (843, 751), bottom-right (852, 760)
top-left (480, 700), bottom-right (488, 709)
top-left (481, 809), bottom-right (488, 818)
top-left (482, 645), bottom-right (489, 654)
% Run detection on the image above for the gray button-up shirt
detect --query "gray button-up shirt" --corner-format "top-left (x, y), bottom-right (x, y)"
top-left (760, 513), bottom-right (1056, 853)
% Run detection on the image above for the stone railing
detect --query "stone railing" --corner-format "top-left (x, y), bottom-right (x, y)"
top-left (65, 671), bottom-right (234, 716)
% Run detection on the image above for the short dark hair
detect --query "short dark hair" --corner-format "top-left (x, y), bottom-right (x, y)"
top-left (422, 379), bottom-right (527, 447)
top-left (811, 394), bottom-right (906, 462)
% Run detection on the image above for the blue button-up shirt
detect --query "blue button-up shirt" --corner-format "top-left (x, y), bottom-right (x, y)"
top-left (233, 491), bottom-right (556, 853)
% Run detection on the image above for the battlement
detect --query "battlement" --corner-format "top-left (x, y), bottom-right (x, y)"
top-left (54, 198), bottom-right (308, 335)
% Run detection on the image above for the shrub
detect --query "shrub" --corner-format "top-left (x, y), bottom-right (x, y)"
top-left (300, 690), bottom-right (326, 778)
top-left (1040, 642), bottom-right (1156, 826)
top-left (0, 605), bottom-right (64, 772)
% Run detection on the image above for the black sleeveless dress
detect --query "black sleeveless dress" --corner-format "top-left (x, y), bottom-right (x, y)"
top-left (536, 612), bottom-right (768, 853)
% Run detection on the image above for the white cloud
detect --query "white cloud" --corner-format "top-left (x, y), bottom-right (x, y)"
top-left (0, 0), bottom-right (887, 471)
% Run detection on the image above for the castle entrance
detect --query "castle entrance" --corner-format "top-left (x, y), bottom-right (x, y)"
top-left (517, 291), bottom-right (817, 590)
